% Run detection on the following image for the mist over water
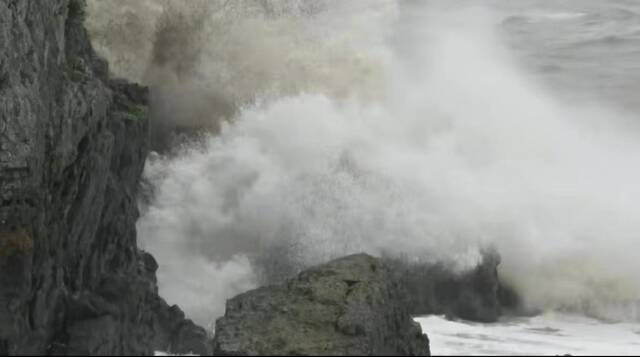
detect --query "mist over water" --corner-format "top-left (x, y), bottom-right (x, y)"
top-left (88, 1), bottom-right (640, 328)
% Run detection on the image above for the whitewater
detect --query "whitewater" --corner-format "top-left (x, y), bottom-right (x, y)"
top-left (87, 0), bottom-right (640, 354)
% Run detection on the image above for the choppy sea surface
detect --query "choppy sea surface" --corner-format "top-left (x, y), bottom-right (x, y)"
top-left (417, 314), bottom-right (640, 355)
top-left (497, 0), bottom-right (640, 112)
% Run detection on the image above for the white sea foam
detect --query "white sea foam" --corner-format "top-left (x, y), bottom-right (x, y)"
top-left (417, 313), bottom-right (640, 355)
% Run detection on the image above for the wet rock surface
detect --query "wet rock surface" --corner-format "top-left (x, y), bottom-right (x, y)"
top-left (213, 254), bottom-right (430, 356)
top-left (0, 0), bottom-right (209, 354)
top-left (255, 247), bottom-right (520, 324)
top-left (386, 251), bottom-right (520, 323)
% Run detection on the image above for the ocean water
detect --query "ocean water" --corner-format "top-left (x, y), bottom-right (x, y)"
top-left (85, 1), bottom-right (640, 354)
top-left (417, 313), bottom-right (640, 355)
top-left (415, 3), bottom-right (640, 353)
top-left (496, 0), bottom-right (640, 112)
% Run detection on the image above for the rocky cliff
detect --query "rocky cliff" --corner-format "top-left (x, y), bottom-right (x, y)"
top-left (213, 254), bottom-right (430, 356)
top-left (0, 0), bottom-right (209, 354)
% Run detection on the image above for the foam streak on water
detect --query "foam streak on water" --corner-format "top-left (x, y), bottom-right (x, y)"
top-left (417, 313), bottom-right (640, 356)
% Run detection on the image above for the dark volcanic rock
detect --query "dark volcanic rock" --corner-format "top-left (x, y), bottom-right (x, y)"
top-left (387, 251), bottom-right (520, 323)
top-left (213, 254), bottom-right (430, 356)
top-left (0, 0), bottom-right (209, 354)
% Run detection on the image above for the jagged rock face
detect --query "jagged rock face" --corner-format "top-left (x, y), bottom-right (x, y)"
top-left (213, 254), bottom-right (430, 356)
top-left (0, 0), bottom-right (210, 355)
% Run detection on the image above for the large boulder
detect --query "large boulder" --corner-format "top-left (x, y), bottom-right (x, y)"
top-left (213, 254), bottom-right (430, 356)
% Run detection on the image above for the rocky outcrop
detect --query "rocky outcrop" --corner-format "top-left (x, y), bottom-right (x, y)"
top-left (386, 251), bottom-right (520, 323)
top-left (0, 0), bottom-right (209, 354)
top-left (213, 254), bottom-right (430, 356)
top-left (254, 248), bottom-right (520, 324)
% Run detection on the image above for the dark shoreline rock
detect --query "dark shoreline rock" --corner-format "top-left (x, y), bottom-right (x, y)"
top-left (386, 251), bottom-right (520, 323)
top-left (254, 246), bottom-right (521, 324)
top-left (213, 254), bottom-right (430, 356)
top-left (0, 0), bottom-right (209, 354)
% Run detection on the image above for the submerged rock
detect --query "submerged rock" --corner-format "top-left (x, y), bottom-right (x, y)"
top-left (213, 254), bottom-right (430, 356)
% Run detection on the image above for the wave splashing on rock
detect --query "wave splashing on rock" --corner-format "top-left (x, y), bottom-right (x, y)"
top-left (86, 0), bottom-right (640, 329)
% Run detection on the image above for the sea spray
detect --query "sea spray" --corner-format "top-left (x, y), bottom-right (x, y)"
top-left (89, 0), bottom-right (640, 327)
